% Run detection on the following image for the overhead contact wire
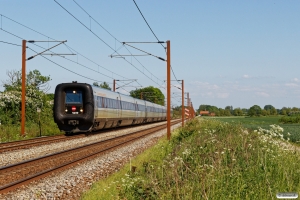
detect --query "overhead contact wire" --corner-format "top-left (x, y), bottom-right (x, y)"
top-left (59, 1), bottom-right (164, 89)
top-left (132, 0), bottom-right (165, 50)
top-left (0, 14), bottom-right (130, 81)
top-left (28, 47), bottom-right (105, 83)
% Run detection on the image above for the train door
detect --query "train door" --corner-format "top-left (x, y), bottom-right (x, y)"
top-left (118, 94), bottom-right (122, 117)
top-left (94, 96), bottom-right (98, 118)
top-left (116, 97), bottom-right (120, 117)
top-left (102, 97), bottom-right (107, 118)
top-left (145, 102), bottom-right (147, 118)
top-left (135, 101), bottom-right (138, 118)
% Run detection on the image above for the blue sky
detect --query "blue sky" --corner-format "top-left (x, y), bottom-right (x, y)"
top-left (0, 1), bottom-right (299, 110)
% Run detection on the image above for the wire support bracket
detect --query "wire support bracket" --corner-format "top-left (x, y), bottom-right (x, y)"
top-left (27, 40), bottom-right (68, 60)
top-left (121, 42), bottom-right (166, 61)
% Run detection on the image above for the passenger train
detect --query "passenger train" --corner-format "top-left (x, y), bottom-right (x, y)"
top-left (53, 82), bottom-right (167, 133)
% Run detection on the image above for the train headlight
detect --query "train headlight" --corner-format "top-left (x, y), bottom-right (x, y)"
top-left (80, 108), bottom-right (83, 112)
top-left (65, 108), bottom-right (68, 112)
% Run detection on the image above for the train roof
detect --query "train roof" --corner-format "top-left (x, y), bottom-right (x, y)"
top-left (90, 84), bottom-right (166, 108)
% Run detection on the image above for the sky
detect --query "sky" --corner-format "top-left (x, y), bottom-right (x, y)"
top-left (0, 0), bottom-right (299, 110)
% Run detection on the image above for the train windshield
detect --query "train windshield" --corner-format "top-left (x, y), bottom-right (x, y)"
top-left (65, 90), bottom-right (82, 104)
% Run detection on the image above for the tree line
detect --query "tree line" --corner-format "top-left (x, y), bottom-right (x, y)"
top-left (197, 104), bottom-right (300, 117)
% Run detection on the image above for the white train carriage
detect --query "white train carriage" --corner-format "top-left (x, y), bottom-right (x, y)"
top-left (53, 82), bottom-right (167, 133)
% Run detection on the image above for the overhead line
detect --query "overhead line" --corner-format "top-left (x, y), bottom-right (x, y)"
top-left (54, 0), bottom-right (117, 54)
top-left (55, 1), bottom-right (164, 89)
top-left (1, 28), bottom-right (106, 83)
top-left (0, 14), bottom-right (133, 83)
top-left (72, 0), bottom-right (118, 41)
top-left (132, 0), bottom-right (165, 50)
top-left (1, 27), bottom-right (113, 81)
top-left (27, 47), bottom-right (105, 83)
top-left (132, 0), bottom-right (182, 86)
top-left (1, 28), bottom-right (23, 40)
top-left (71, 0), bottom-right (163, 87)
top-left (70, 0), bottom-right (165, 87)
top-left (0, 40), bottom-right (22, 47)
top-left (171, 66), bottom-right (181, 84)
top-left (31, 43), bottom-right (114, 80)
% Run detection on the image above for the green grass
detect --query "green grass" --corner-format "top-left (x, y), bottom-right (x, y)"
top-left (0, 121), bottom-right (61, 143)
top-left (81, 118), bottom-right (300, 199)
top-left (211, 116), bottom-right (300, 143)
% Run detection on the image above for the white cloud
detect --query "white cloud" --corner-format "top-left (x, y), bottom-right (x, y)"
top-left (256, 92), bottom-right (270, 97)
top-left (243, 75), bottom-right (250, 78)
top-left (217, 93), bottom-right (229, 98)
top-left (192, 81), bottom-right (219, 90)
top-left (292, 78), bottom-right (299, 82)
top-left (285, 83), bottom-right (299, 87)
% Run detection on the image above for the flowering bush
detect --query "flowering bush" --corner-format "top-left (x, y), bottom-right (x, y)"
top-left (0, 86), bottom-right (47, 124)
top-left (254, 124), bottom-right (289, 141)
top-left (0, 69), bottom-right (51, 125)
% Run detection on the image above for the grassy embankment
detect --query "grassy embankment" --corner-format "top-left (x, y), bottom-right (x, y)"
top-left (82, 118), bottom-right (300, 199)
top-left (0, 121), bottom-right (61, 143)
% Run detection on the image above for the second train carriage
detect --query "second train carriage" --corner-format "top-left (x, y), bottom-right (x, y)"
top-left (53, 82), bottom-right (167, 133)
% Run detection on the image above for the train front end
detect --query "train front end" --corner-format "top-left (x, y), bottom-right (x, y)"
top-left (53, 82), bottom-right (94, 133)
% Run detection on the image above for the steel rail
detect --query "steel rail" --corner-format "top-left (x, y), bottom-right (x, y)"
top-left (0, 135), bottom-right (81, 153)
top-left (0, 120), bottom-right (181, 194)
top-left (0, 121), bottom-right (171, 153)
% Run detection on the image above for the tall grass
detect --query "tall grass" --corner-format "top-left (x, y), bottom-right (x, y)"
top-left (0, 121), bottom-right (61, 143)
top-left (82, 118), bottom-right (300, 199)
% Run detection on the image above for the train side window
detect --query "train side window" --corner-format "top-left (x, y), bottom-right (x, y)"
top-left (106, 98), bottom-right (110, 108)
top-left (97, 96), bottom-right (101, 108)
top-left (109, 99), bottom-right (112, 108)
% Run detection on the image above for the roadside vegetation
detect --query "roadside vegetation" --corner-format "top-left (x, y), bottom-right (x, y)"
top-left (0, 70), bottom-right (60, 142)
top-left (214, 116), bottom-right (300, 143)
top-left (82, 118), bottom-right (300, 199)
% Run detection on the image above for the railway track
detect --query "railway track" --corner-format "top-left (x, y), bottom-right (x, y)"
top-left (0, 119), bottom-right (181, 194)
top-left (0, 135), bottom-right (83, 153)
top-left (0, 120), bottom-right (176, 153)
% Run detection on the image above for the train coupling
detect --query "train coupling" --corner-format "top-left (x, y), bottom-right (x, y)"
top-left (68, 120), bottom-right (79, 126)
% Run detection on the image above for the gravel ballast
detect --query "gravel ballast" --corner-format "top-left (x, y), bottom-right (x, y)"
top-left (0, 121), bottom-right (168, 167)
top-left (0, 122), bottom-right (182, 200)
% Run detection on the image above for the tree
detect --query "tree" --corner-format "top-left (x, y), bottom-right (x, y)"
top-left (198, 105), bottom-right (219, 114)
top-left (225, 105), bottom-right (233, 115)
top-left (27, 70), bottom-right (51, 92)
top-left (281, 110), bottom-right (287, 115)
top-left (219, 108), bottom-right (225, 116)
top-left (261, 109), bottom-right (267, 116)
top-left (242, 108), bottom-right (248, 115)
top-left (248, 105), bottom-right (262, 117)
top-left (2, 69), bottom-right (51, 92)
top-left (224, 109), bottom-right (231, 116)
top-left (93, 82), bottom-right (111, 90)
top-left (130, 86), bottom-right (165, 106)
top-left (233, 108), bottom-right (243, 116)
top-left (270, 107), bottom-right (277, 115)
top-left (0, 69), bottom-right (52, 125)
top-left (264, 105), bottom-right (275, 111)
top-left (172, 106), bottom-right (183, 118)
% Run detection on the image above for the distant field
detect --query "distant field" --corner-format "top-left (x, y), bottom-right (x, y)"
top-left (208, 116), bottom-right (300, 143)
